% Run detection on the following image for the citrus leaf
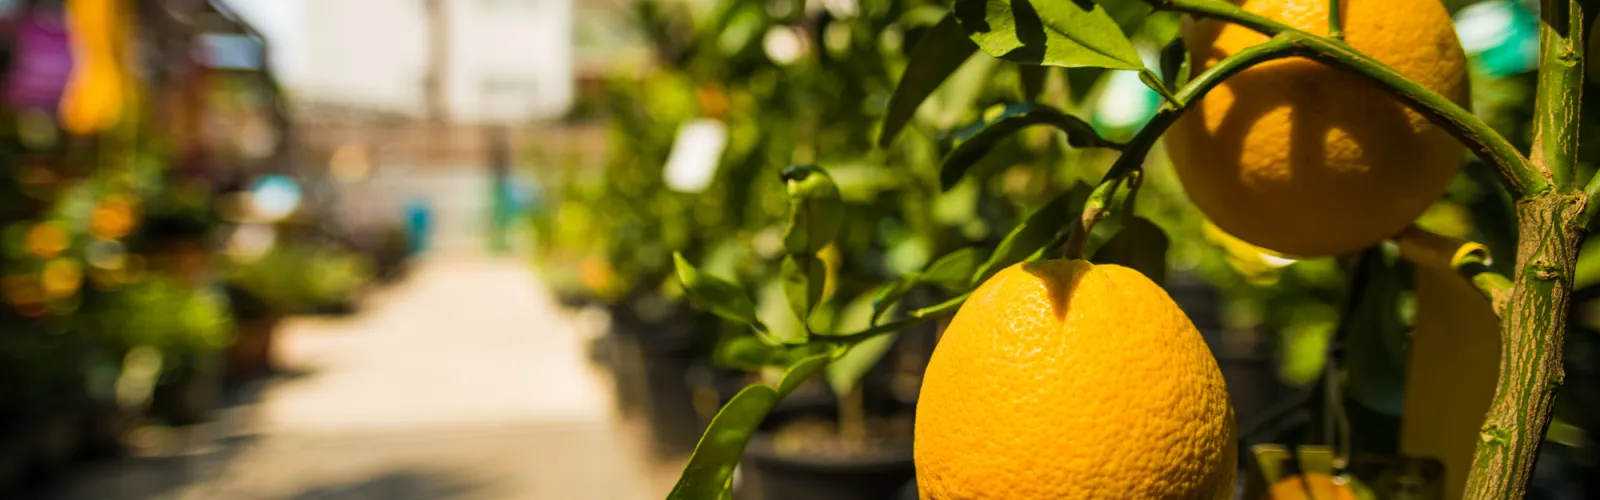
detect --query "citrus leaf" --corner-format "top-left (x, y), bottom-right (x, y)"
top-left (823, 332), bottom-right (898, 396)
top-left (825, 334), bottom-right (898, 397)
top-left (715, 335), bottom-right (829, 372)
top-left (871, 247), bottom-right (986, 324)
top-left (715, 336), bottom-right (774, 371)
top-left (1345, 252), bottom-right (1411, 416)
top-left (822, 292), bottom-right (897, 395)
top-left (666, 353), bottom-right (833, 499)
top-left (1092, 217), bottom-right (1169, 286)
top-left (674, 252), bottom-right (766, 333)
top-left (1160, 37), bottom-right (1191, 91)
top-left (781, 165), bottom-right (844, 256)
top-left (921, 247), bottom-right (986, 290)
top-left (879, 13), bottom-right (978, 148)
top-left (940, 102), bottom-right (1114, 190)
top-left (970, 192), bottom-right (1075, 285)
top-left (951, 0), bottom-right (1142, 70)
top-left (871, 279), bottom-right (917, 325)
top-left (781, 254), bottom-right (827, 326)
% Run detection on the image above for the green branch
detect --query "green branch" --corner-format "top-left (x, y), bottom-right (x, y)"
top-left (1532, 0), bottom-right (1583, 189)
top-left (813, 293), bottom-right (969, 345)
top-left (1581, 173), bottom-right (1600, 228)
top-left (1064, 36), bottom-right (1302, 254)
top-left (1327, 0), bottom-right (1343, 41)
top-left (1145, 0), bottom-right (1544, 199)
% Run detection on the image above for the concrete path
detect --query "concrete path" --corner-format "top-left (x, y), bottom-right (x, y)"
top-left (45, 256), bottom-right (679, 500)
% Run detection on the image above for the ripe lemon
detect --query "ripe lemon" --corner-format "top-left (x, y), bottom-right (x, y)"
top-left (1165, 0), bottom-right (1470, 257)
top-left (915, 260), bottom-right (1236, 498)
top-left (1268, 473), bottom-right (1357, 500)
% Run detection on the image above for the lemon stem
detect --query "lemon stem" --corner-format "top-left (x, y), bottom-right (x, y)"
top-left (1064, 175), bottom-right (1123, 261)
top-left (1062, 36), bottom-right (1304, 261)
top-left (809, 293), bottom-right (968, 345)
top-left (1531, 0), bottom-right (1582, 190)
top-left (1326, 0), bottom-right (1343, 41)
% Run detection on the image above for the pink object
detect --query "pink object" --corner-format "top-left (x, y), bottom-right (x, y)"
top-left (5, 8), bottom-right (74, 111)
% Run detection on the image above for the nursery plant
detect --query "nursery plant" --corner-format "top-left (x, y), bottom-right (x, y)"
top-left (662, 0), bottom-right (1600, 498)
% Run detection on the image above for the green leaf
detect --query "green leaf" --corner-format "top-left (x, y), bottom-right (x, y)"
top-left (826, 334), bottom-right (898, 396)
top-left (715, 335), bottom-right (828, 372)
top-left (781, 165), bottom-right (844, 256)
top-left (970, 192), bottom-right (1076, 286)
top-left (666, 353), bottom-right (833, 500)
top-left (952, 0), bottom-right (1143, 70)
top-left (674, 253), bottom-right (766, 333)
top-left (879, 13), bottom-right (979, 148)
top-left (1160, 38), bottom-right (1191, 91)
top-left (756, 276), bottom-right (808, 344)
top-left (1099, 0), bottom-right (1155, 34)
top-left (715, 336), bottom-right (774, 371)
top-left (1091, 217), bottom-right (1170, 286)
top-left (871, 280), bottom-right (916, 325)
top-left (1345, 252), bottom-right (1411, 416)
top-left (781, 254), bottom-right (827, 326)
top-left (921, 247), bottom-right (986, 290)
top-left (825, 292), bottom-right (900, 401)
top-left (870, 248), bottom-right (986, 324)
top-left (940, 102), bottom-right (1114, 190)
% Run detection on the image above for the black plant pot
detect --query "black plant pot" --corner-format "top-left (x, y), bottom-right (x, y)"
top-left (607, 299), bottom-right (713, 458)
top-left (736, 405), bottom-right (915, 500)
top-left (635, 340), bottom-right (704, 458)
top-left (149, 355), bottom-right (224, 426)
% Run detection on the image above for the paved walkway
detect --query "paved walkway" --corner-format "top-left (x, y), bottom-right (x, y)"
top-left (46, 256), bottom-right (679, 500)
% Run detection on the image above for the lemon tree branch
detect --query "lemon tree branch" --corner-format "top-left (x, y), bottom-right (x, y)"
top-left (1326, 0), bottom-right (1343, 41)
top-left (1581, 173), bottom-right (1600, 228)
top-left (1459, 0), bottom-right (1588, 497)
top-left (1066, 36), bottom-right (1302, 258)
top-left (1144, 0), bottom-right (1544, 199)
top-left (813, 293), bottom-right (969, 345)
top-left (1533, 0), bottom-right (1583, 190)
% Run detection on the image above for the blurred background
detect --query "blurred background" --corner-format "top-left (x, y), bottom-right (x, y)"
top-left (0, 0), bottom-right (1595, 498)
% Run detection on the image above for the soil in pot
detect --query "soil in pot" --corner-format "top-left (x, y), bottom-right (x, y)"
top-left (737, 409), bottom-right (915, 500)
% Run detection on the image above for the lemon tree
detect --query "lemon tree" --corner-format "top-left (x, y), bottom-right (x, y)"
top-left (617, 0), bottom-right (1600, 498)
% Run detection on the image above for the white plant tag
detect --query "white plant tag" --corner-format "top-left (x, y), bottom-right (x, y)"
top-left (663, 119), bottom-right (728, 193)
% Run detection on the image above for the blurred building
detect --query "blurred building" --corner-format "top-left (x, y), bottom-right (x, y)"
top-left (224, 0), bottom-right (573, 123)
top-left (219, 0), bottom-right (576, 251)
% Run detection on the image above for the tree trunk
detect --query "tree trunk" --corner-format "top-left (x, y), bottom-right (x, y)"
top-left (1464, 193), bottom-right (1587, 499)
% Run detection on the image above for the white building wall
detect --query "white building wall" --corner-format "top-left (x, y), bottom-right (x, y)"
top-left (221, 0), bottom-right (572, 122)
top-left (447, 0), bottom-right (573, 122)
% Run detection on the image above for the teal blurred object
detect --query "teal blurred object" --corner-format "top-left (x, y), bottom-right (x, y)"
top-left (406, 196), bottom-right (432, 256)
top-left (1090, 49), bottom-right (1163, 139)
top-left (1454, 0), bottom-right (1539, 77)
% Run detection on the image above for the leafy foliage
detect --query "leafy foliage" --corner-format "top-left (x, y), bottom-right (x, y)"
top-left (951, 0), bottom-right (1143, 70)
